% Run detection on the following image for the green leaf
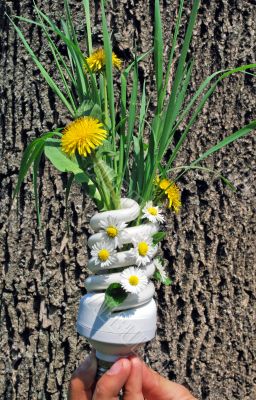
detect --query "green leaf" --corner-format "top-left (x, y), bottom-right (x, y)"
top-left (152, 231), bottom-right (166, 245)
top-left (90, 103), bottom-right (103, 120)
top-left (96, 140), bottom-right (117, 157)
top-left (154, 270), bottom-right (172, 285)
top-left (74, 99), bottom-right (102, 119)
top-left (104, 283), bottom-right (128, 310)
top-left (45, 140), bottom-right (95, 185)
top-left (44, 139), bottom-right (84, 174)
top-left (153, 270), bottom-right (161, 281)
top-left (13, 130), bottom-right (60, 200)
top-left (74, 99), bottom-right (93, 118)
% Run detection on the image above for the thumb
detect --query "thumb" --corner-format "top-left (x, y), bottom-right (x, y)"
top-left (93, 358), bottom-right (131, 400)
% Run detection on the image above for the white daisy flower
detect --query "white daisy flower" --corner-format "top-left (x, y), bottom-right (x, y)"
top-left (99, 217), bottom-right (127, 248)
top-left (154, 258), bottom-right (168, 281)
top-left (90, 242), bottom-right (117, 268)
top-left (132, 237), bottom-right (155, 267)
top-left (142, 201), bottom-right (164, 223)
top-left (120, 267), bottom-right (148, 294)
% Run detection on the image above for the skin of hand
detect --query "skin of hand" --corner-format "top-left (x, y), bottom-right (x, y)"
top-left (68, 353), bottom-right (197, 400)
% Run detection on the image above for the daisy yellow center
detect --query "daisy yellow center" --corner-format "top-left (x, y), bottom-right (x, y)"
top-left (106, 226), bottom-right (118, 238)
top-left (129, 275), bottom-right (139, 286)
top-left (61, 116), bottom-right (107, 158)
top-left (98, 249), bottom-right (110, 262)
top-left (147, 207), bottom-right (158, 216)
top-left (138, 242), bottom-right (149, 257)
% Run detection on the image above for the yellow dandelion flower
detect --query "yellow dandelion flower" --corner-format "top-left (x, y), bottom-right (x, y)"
top-left (156, 177), bottom-right (181, 213)
top-left (61, 116), bottom-right (107, 157)
top-left (84, 48), bottom-right (122, 73)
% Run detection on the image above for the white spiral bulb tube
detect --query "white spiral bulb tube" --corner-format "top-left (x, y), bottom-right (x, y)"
top-left (77, 198), bottom-right (159, 362)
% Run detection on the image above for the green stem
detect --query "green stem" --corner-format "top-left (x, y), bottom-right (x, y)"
top-left (103, 71), bottom-right (110, 128)
top-left (92, 154), bottom-right (120, 210)
top-left (103, 71), bottom-right (118, 175)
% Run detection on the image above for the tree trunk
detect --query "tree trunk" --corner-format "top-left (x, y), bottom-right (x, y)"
top-left (1, 1), bottom-right (256, 399)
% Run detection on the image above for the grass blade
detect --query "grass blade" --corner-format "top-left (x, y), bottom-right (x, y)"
top-left (159, 0), bottom-right (184, 108)
top-left (129, 81), bottom-right (147, 196)
top-left (13, 131), bottom-right (60, 200)
top-left (166, 63), bottom-right (256, 169)
top-left (167, 79), bottom-right (218, 169)
top-left (122, 54), bottom-right (139, 183)
top-left (192, 120), bottom-right (256, 166)
top-left (83, 0), bottom-right (92, 54)
top-left (8, 16), bottom-right (75, 116)
top-left (154, 0), bottom-right (163, 112)
top-left (101, 0), bottom-right (115, 132)
top-left (34, 6), bottom-right (89, 102)
top-left (173, 64), bottom-right (256, 137)
top-left (61, 19), bottom-right (88, 103)
top-left (64, 0), bottom-right (78, 46)
top-left (158, 0), bottom-right (200, 156)
top-left (170, 165), bottom-right (236, 191)
top-left (34, 9), bottom-right (77, 112)
top-left (13, 15), bottom-right (42, 27)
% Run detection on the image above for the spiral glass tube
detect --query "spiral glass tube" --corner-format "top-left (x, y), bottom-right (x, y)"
top-left (77, 198), bottom-right (159, 362)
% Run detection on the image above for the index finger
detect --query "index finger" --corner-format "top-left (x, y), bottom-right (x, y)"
top-left (123, 356), bottom-right (144, 400)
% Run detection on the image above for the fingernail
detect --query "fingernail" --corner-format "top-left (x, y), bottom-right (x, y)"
top-left (106, 359), bottom-right (123, 375)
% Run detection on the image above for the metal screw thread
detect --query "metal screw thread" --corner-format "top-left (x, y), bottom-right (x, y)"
top-left (96, 359), bottom-right (114, 380)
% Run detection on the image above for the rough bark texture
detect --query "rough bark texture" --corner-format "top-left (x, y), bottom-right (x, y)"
top-left (1, 1), bottom-right (256, 399)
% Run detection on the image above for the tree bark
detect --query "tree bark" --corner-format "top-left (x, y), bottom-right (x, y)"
top-left (1, 0), bottom-right (256, 399)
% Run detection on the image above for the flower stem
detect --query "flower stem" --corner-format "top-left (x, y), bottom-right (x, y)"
top-left (92, 154), bottom-right (120, 210)
top-left (102, 72), bottom-right (118, 176)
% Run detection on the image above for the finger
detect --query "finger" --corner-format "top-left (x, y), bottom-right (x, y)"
top-left (124, 356), bottom-right (144, 400)
top-left (68, 351), bottom-right (97, 400)
top-left (142, 362), bottom-right (197, 400)
top-left (93, 358), bottom-right (131, 400)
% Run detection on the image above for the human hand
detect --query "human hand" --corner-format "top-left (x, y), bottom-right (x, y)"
top-left (68, 351), bottom-right (133, 400)
top-left (68, 352), bottom-right (197, 400)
